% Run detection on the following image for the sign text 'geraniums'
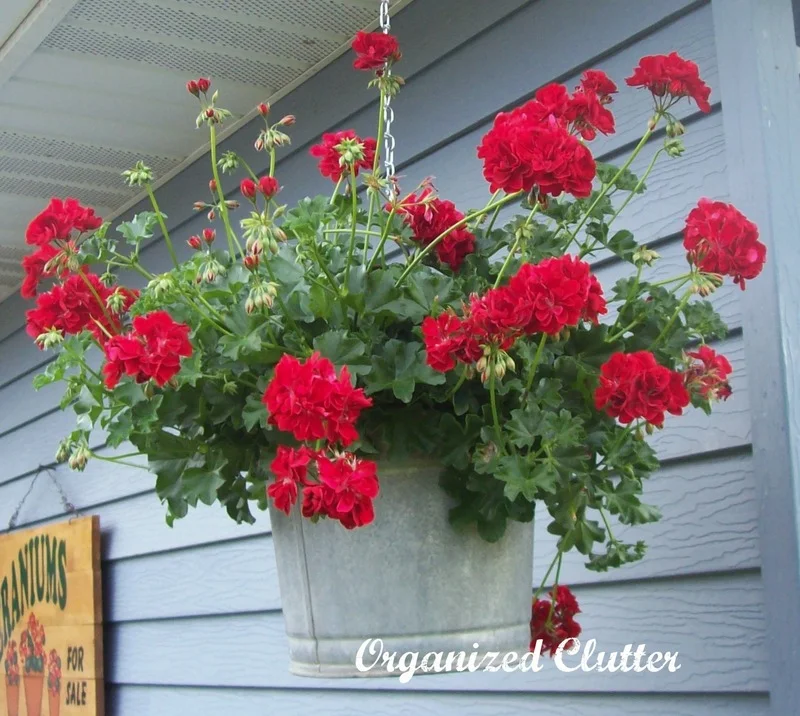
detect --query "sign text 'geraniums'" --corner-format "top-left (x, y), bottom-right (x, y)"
top-left (19, 33), bottom-right (764, 659)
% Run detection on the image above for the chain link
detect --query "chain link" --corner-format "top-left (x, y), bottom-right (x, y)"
top-left (379, 0), bottom-right (396, 199)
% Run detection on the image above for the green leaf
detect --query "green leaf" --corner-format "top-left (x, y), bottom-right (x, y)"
top-left (607, 230), bottom-right (638, 263)
top-left (243, 393), bottom-right (268, 432)
top-left (366, 339), bottom-right (445, 402)
top-left (313, 330), bottom-right (370, 375)
top-left (117, 212), bottom-right (159, 245)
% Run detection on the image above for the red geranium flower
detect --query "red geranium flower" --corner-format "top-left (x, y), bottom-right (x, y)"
top-left (595, 351), bottom-right (690, 427)
top-left (309, 130), bottom-right (377, 182)
top-left (21, 244), bottom-right (60, 299)
top-left (351, 31), bottom-right (401, 71)
top-left (421, 312), bottom-right (481, 373)
top-left (626, 52), bottom-right (711, 113)
top-left (102, 310), bottom-right (192, 389)
top-left (263, 353), bottom-right (372, 446)
top-left (530, 585), bottom-right (582, 656)
top-left (395, 190), bottom-right (476, 270)
top-left (580, 69), bottom-right (618, 103)
top-left (26, 197), bottom-right (102, 247)
top-left (316, 454), bottom-right (380, 529)
top-left (478, 106), bottom-right (596, 196)
top-left (683, 198), bottom-right (766, 289)
top-left (258, 176), bottom-right (280, 199)
top-left (268, 445), bottom-right (316, 515)
top-left (685, 345), bottom-right (733, 401)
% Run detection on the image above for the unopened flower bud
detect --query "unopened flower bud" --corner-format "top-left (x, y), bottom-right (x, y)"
top-left (254, 137), bottom-right (265, 152)
top-left (188, 235), bottom-right (202, 250)
top-left (202, 228), bottom-right (216, 244)
top-left (218, 151), bottom-right (240, 173)
top-left (244, 253), bottom-right (259, 271)
top-left (258, 176), bottom-right (280, 199)
top-left (197, 77), bottom-right (211, 93)
top-left (665, 137), bottom-right (685, 157)
top-left (240, 178), bottom-right (257, 200)
top-left (245, 296), bottom-right (256, 314)
top-left (36, 328), bottom-right (64, 350)
top-left (225, 200), bottom-right (240, 209)
top-left (633, 246), bottom-right (660, 267)
top-left (207, 209), bottom-right (216, 221)
top-left (279, 115), bottom-right (296, 126)
top-left (68, 443), bottom-right (90, 472)
top-left (494, 362), bottom-right (507, 380)
top-left (645, 422), bottom-right (655, 435)
top-left (268, 238), bottom-right (279, 254)
top-left (55, 439), bottom-right (70, 464)
top-left (504, 354), bottom-right (516, 372)
top-left (193, 201), bottom-right (207, 212)
top-left (106, 288), bottom-right (129, 313)
top-left (209, 179), bottom-right (217, 192)
top-left (666, 120), bottom-right (686, 138)
top-left (206, 108), bottom-right (215, 119)
top-left (122, 161), bottom-right (154, 187)
top-left (186, 80), bottom-right (200, 96)
top-left (222, 381), bottom-right (238, 395)
top-left (205, 268), bottom-right (216, 282)
top-left (257, 102), bottom-right (270, 117)
top-left (647, 116), bottom-right (657, 131)
top-left (273, 227), bottom-right (287, 242)
top-left (476, 356), bottom-right (488, 374)
top-left (147, 274), bottom-right (175, 298)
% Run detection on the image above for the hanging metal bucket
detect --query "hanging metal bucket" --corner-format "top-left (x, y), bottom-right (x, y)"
top-left (269, 459), bottom-right (534, 677)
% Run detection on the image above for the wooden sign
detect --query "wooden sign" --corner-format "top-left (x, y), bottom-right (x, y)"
top-left (0, 517), bottom-right (103, 716)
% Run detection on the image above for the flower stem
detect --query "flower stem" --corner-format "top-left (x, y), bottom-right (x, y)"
top-left (568, 121), bottom-right (659, 249)
top-left (144, 184), bottom-right (179, 269)
top-left (533, 549), bottom-right (561, 601)
top-left (209, 124), bottom-right (244, 259)
top-left (77, 271), bottom-right (118, 334)
top-left (489, 370), bottom-right (504, 450)
top-left (494, 203), bottom-right (539, 288)
top-left (344, 171), bottom-right (359, 290)
top-left (525, 333), bottom-right (548, 392)
top-left (329, 177), bottom-right (344, 205)
top-left (395, 191), bottom-right (523, 287)
top-left (650, 289), bottom-right (692, 350)
top-left (366, 206), bottom-right (397, 272)
top-left (269, 147), bottom-right (276, 178)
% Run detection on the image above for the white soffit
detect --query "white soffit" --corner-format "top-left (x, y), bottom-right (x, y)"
top-left (0, 0), bottom-right (412, 305)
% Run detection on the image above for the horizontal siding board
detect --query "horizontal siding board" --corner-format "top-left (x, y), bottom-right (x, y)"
top-left (105, 572), bottom-right (767, 693)
top-left (108, 686), bottom-right (770, 716)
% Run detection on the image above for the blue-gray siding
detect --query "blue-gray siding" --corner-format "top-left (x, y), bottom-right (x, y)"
top-left (0, 0), bottom-right (774, 713)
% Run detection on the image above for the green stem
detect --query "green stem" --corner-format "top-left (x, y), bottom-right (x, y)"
top-left (145, 184), bottom-right (179, 269)
top-left (269, 147), bottom-right (276, 177)
top-left (395, 191), bottom-right (523, 287)
top-left (651, 290), bottom-right (692, 350)
top-left (533, 551), bottom-right (560, 602)
top-left (446, 369), bottom-right (467, 400)
top-left (546, 552), bottom-right (564, 624)
top-left (344, 171), bottom-right (359, 290)
top-left (485, 190), bottom-right (504, 235)
top-left (489, 370), bottom-right (504, 450)
top-left (263, 258), bottom-right (307, 344)
top-left (373, 87), bottom-right (386, 174)
top-left (606, 318), bottom-right (643, 343)
top-left (650, 273), bottom-right (692, 288)
top-left (329, 177), bottom-right (344, 205)
top-left (567, 121), bottom-right (659, 249)
top-left (366, 207), bottom-right (397, 272)
top-left (362, 192), bottom-right (378, 260)
top-left (77, 271), bottom-right (119, 333)
top-left (90, 453), bottom-right (148, 470)
top-left (494, 203), bottom-right (539, 288)
top-left (525, 333), bottom-right (548, 392)
top-left (599, 506), bottom-right (619, 545)
top-left (209, 124), bottom-right (244, 258)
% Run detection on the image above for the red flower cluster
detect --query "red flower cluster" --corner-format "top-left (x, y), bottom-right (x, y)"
top-left (530, 585), bottom-right (582, 656)
top-left (241, 176), bottom-right (280, 201)
top-left (4, 640), bottom-right (19, 685)
top-left (351, 30), bottom-right (401, 71)
top-left (102, 310), bottom-right (192, 389)
top-left (269, 446), bottom-right (380, 529)
top-left (47, 650), bottom-right (62, 696)
top-left (395, 190), bottom-right (476, 270)
top-left (423, 255), bottom-right (606, 372)
top-left (310, 130), bottom-right (377, 182)
top-left (263, 353), bottom-right (372, 446)
top-left (20, 613), bottom-right (46, 669)
top-left (477, 70), bottom-right (616, 196)
top-left (683, 198), bottom-right (766, 290)
top-left (595, 351), bottom-right (690, 427)
top-left (22, 198), bottom-right (103, 298)
top-left (25, 273), bottom-right (136, 345)
top-left (186, 77), bottom-right (211, 96)
top-left (626, 52), bottom-right (711, 113)
top-left (685, 345), bottom-right (732, 401)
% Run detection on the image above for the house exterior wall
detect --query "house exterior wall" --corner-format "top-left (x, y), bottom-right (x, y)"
top-left (2, 0), bottom-right (795, 713)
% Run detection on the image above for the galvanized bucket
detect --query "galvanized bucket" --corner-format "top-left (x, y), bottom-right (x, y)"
top-left (269, 459), bottom-right (534, 677)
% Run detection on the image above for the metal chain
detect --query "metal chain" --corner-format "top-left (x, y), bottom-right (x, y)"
top-left (7, 465), bottom-right (78, 531)
top-left (379, 0), bottom-right (396, 199)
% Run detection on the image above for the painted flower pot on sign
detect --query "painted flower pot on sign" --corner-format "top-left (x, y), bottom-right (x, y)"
top-left (5, 678), bottom-right (20, 716)
top-left (270, 460), bottom-right (534, 677)
top-left (47, 689), bottom-right (60, 716)
top-left (23, 673), bottom-right (43, 716)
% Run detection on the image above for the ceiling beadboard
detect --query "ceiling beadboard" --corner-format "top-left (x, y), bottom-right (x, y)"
top-left (0, 0), bottom-right (410, 303)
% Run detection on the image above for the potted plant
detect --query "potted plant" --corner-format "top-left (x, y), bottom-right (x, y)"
top-left (19, 29), bottom-right (764, 676)
top-left (46, 651), bottom-right (60, 716)
top-left (19, 615), bottom-right (45, 716)
top-left (4, 640), bottom-right (20, 716)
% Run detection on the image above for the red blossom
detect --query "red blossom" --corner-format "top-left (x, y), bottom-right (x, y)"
top-left (262, 353), bottom-right (372, 446)
top-left (316, 454), bottom-right (379, 529)
top-left (594, 351), bottom-right (690, 427)
top-left (395, 190), bottom-right (476, 270)
top-left (197, 77), bottom-right (211, 93)
top-left (421, 312), bottom-right (481, 373)
top-left (580, 69), bottom-right (618, 102)
top-left (683, 198), bottom-right (766, 289)
top-left (351, 31), bottom-right (401, 71)
top-left (626, 52), bottom-right (711, 113)
top-left (26, 197), bottom-right (102, 247)
top-left (530, 585), bottom-right (582, 656)
top-left (258, 176), bottom-right (280, 199)
top-left (268, 445), bottom-right (316, 515)
top-left (240, 178), bottom-right (257, 200)
top-left (21, 244), bottom-right (60, 299)
top-left (478, 104), bottom-right (596, 196)
top-left (25, 273), bottom-right (134, 345)
top-left (309, 130), bottom-right (377, 182)
top-left (102, 310), bottom-right (192, 389)
top-left (685, 345), bottom-right (733, 401)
